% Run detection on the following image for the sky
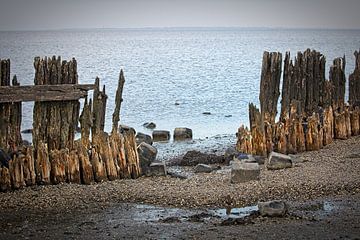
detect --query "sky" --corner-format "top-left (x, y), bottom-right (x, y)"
top-left (0, 0), bottom-right (359, 31)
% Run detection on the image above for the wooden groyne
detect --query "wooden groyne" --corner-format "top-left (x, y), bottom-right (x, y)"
top-left (0, 57), bottom-right (140, 191)
top-left (237, 49), bottom-right (360, 156)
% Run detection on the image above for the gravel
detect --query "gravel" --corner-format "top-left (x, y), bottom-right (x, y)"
top-left (0, 136), bottom-right (360, 213)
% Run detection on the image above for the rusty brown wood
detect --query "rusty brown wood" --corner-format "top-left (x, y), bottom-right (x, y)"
top-left (0, 84), bottom-right (95, 103)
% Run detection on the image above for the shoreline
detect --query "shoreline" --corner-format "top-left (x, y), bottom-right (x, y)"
top-left (1, 135), bottom-right (359, 212)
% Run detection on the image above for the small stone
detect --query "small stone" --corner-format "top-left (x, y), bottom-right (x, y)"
top-left (152, 130), bottom-right (170, 142)
top-left (267, 152), bottom-right (293, 170)
top-left (143, 122), bottom-right (156, 129)
top-left (148, 162), bottom-right (166, 176)
top-left (225, 115), bottom-right (232, 118)
top-left (202, 112), bottom-right (211, 115)
top-left (173, 127), bottom-right (193, 140)
top-left (233, 153), bottom-right (257, 163)
top-left (258, 200), bottom-right (288, 217)
top-left (194, 164), bottom-right (212, 173)
top-left (231, 162), bottom-right (260, 183)
top-left (136, 132), bottom-right (153, 146)
top-left (21, 129), bottom-right (32, 134)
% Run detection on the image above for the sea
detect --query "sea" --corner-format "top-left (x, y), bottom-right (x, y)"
top-left (1, 28), bottom-right (360, 158)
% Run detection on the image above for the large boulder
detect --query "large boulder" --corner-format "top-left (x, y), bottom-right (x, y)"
top-left (136, 132), bottom-right (153, 146)
top-left (152, 130), bottom-right (170, 142)
top-left (173, 127), bottom-right (193, 140)
top-left (138, 142), bottom-right (158, 174)
top-left (194, 163), bottom-right (212, 173)
top-left (148, 162), bottom-right (167, 176)
top-left (231, 162), bottom-right (260, 183)
top-left (258, 200), bottom-right (288, 217)
top-left (267, 152), bottom-right (293, 170)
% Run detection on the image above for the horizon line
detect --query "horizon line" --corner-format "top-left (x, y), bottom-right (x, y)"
top-left (1, 26), bottom-right (360, 32)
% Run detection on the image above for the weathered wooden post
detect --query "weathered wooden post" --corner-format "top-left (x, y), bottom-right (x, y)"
top-left (0, 59), bottom-right (22, 151)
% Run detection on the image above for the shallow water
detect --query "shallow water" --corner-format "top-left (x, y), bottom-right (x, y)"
top-left (1, 28), bottom-right (360, 156)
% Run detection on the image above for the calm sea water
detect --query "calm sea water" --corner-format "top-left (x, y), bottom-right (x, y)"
top-left (1, 28), bottom-right (360, 156)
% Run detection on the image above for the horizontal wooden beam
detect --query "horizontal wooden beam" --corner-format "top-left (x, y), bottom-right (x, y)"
top-left (0, 84), bottom-right (96, 103)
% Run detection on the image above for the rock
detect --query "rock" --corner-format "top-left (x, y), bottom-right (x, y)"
top-left (136, 132), bottom-right (153, 146)
top-left (225, 115), bottom-right (232, 118)
top-left (148, 162), bottom-right (166, 176)
top-left (152, 130), bottom-right (170, 142)
top-left (202, 112), bottom-right (211, 115)
top-left (173, 127), bottom-right (193, 140)
top-left (167, 171), bottom-right (188, 179)
top-left (138, 142), bottom-right (158, 174)
top-left (231, 162), bottom-right (260, 183)
top-left (180, 150), bottom-right (225, 166)
top-left (143, 122), bottom-right (156, 129)
top-left (267, 152), bottom-right (293, 170)
top-left (21, 129), bottom-right (32, 134)
top-left (253, 155), bottom-right (266, 165)
top-left (224, 147), bottom-right (238, 163)
top-left (258, 200), bottom-right (288, 217)
top-left (194, 164), bottom-right (212, 173)
top-left (233, 153), bottom-right (257, 163)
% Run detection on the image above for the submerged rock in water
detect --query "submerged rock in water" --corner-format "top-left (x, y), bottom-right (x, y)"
top-left (143, 122), bottom-right (156, 129)
top-left (152, 130), bottom-right (170, 142)
top-left (267, 152), bottom-right (293, 170)
top-left (194, 163), bottom-right (212, 173)
top-left (174, 127), bottom-right (193, 140)
top-left (180, 150), bottom-right (225, 166)
top-left (258, 200), bottom-right (288, 217)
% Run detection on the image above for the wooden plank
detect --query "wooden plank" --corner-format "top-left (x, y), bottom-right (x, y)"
top-left (0, 84), bottom-right (95, 103)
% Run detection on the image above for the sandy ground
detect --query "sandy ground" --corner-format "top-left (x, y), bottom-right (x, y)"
top-left (0, 136), bottom-right (360, 239)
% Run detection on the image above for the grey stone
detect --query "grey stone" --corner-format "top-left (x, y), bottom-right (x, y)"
top-left (148, 162), bottom-right (167, 176)
top-left (231, 162), bottom-right (260, 183)
top-left (258, 200), bottom-right (288, 217)
top-left (267, 152), bottom-right (293, 170)
top-left (253, 155), bottom-right (266, 165)
top-left (138, 142), bottom-right (158, 174)
top-left (143, 122), bottom-right (156, 129)
top-left (234, 153), bottom-right (257, 163)
top-left (173, 127), bottom-right (193, 140)
top-left (224, 147), bottom-right (237, 163)
top-left (136, 132), bottom-right (153, 146)
top-left (152, 130), bottom-right (170, 142)
top-left (194, 164), bottom-right (212, 173)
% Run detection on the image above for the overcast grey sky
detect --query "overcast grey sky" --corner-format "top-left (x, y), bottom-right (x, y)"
top-left (0, 0), bottom-right (359, 30)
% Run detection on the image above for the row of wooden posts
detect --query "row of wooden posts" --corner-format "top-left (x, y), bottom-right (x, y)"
top-left (237, 49), bottom-right (360, 156)
top-left (0, 56), bottom-right (141, 191)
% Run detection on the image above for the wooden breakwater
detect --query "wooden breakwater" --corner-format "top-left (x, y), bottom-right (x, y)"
top-left (237, 49), bottom-right (360, 156)
top-left (0, 57), bottom-right (140, 191)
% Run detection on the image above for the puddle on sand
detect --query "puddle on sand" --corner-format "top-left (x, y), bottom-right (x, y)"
top-left (323, 201), bottom-right (335, 212)
top-left (211, 205), bottom-right (259, 219)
